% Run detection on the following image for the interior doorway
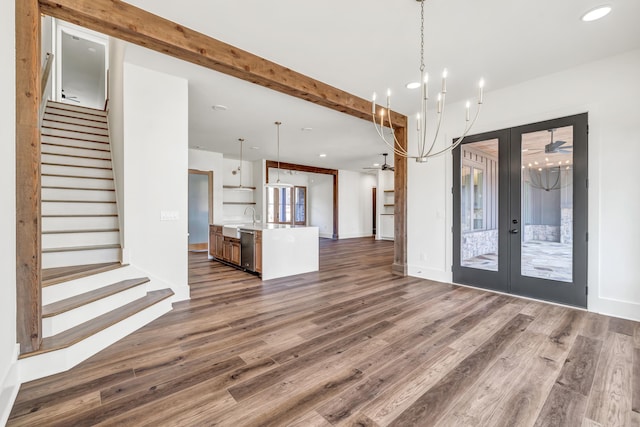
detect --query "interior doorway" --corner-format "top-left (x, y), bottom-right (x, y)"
top-left (453, 113), bottom-right (588, 307)
top-left (188, 169), bottom-right (213, 251)
top-left (53, 21), bottom-right (109, 110)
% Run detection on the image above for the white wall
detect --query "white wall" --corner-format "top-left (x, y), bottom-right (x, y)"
top-left (1, 0), bottom-right (19, 423)
top-left (338, 170), bottom-right (376, 239)
top-left (309, 173), bottom-right (334, 238)
top-left (376, 170), bottom-right (394, 240)
top-left (408, 49), bottom-right (640, 321)
top-left (188, 149), bottom-right (224, 225)
top-left (123, 63), bottom-right (189, 300)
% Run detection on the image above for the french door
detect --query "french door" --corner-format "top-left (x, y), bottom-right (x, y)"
top-left (453, 113), bottom-right (588, 307)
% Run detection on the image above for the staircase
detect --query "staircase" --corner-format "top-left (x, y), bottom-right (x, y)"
top-left (41, 101), bottom-right (120, 268)
top-left (19, 101), bottom-right (175, 382)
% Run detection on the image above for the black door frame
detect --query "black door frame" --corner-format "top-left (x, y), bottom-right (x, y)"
top-left (453, 113), bottom-right (588, 308)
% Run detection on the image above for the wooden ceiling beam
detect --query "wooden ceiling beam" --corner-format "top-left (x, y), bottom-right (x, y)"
top-left (38, 0), bottom-right (406, 128)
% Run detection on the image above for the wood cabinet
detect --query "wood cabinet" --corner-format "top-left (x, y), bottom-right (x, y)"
top-left (209, 225), bottom-right (240, 266)
top-left (209, 225), bottom-right (223, 258)
top-left (255, 230), bottom-right (262, 274)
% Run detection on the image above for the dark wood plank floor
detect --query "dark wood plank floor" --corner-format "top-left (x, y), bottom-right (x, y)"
top-left (9, 238), bottom-right (640, 426)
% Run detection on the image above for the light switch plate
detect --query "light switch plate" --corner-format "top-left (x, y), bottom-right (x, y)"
top-left (160, 210), bottom-right (179, 221)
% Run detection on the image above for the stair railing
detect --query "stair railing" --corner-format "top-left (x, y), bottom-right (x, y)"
top-left (39, 52), bottom-right (54, 124)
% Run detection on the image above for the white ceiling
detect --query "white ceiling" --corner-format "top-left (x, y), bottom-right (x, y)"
top-left (121, 0), bottom-right (640, 171)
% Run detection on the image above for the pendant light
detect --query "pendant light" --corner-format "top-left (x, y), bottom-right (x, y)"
top-left (265, 121), bottom-right (293, 188)
top-left (234, 138), bottom-right (253, 191)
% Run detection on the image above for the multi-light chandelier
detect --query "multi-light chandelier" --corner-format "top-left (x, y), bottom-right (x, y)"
top-left (372, 0), bottom-right (485, 162)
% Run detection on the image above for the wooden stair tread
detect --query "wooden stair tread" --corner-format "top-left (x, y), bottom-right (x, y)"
top-left (44, 111), bottom-right (108, 125)
top-left (42, 262), bottom-right (125, 286)
top-left (41, 142), bottom-right (111, 153)
top-left (42, 228), bottom-right (120, 235)
top-left (43, 277), bottom-right (150, 317)
top-left (42, 173), bottom-right (114, 180)
top-left (41, 152), bottom-right (112, 161)
top-left (42, 162), bottom-right (113, 170)
top-left (42, 200), bottom-right (116, 203)
top-left (42, 117), bottom-right (108, 131)
top-left (46, 101), bottom-right (107, 117)
top-left (43, 214), bottom-right (118, 218)
top-left (42, 244), bottom-right (121, 253)
top-left (42, 186), bottom-right (115, 191)
top-left (41, 125), bottom-right (109, 137)
top-left (20, 289), bottom-right (174, 358)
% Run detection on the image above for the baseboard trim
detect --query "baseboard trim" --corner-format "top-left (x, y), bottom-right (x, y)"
top-left (591, 296), bottom-right (640, 322)
top-left (408, 264), bottom-right (452, 283)
top-left (0, 345), bottom-right (20, 427)
top-left (338, 233), bottom-right (375, 239)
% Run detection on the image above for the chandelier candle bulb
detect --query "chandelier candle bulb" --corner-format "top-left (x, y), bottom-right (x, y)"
top-left (442, 69), bottom-right (448, 93)
top-left (437, 93), bottom-right (442, 114)
top-left (417, 113), bottom-right (421, 131)
top-left (423, 73), bottom-right (429, 100)
top-left (479, 79), bottom-right (485, 104)
top-left (465, 101), bottom-right (470, 121)
top-left (372, 92), bottom-right (377, 114)
top-left (386, 89), bottom-right (391, 109)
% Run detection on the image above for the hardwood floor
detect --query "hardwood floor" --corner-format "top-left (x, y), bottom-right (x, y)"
top-left (9, 238), bottom-right (640, 426)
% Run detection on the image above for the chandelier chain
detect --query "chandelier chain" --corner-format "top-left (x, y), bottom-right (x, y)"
top-left (420, 0), bottom-right (425, 72)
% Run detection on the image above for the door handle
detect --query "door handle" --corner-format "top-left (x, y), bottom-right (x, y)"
top-left (509, 229), bottom-right (519, 234)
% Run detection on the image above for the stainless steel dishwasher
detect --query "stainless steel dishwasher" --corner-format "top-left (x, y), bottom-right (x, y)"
top-left (239, 229), bottom-right (255, 271)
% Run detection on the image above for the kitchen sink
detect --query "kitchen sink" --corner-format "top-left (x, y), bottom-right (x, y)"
top-left (222, 224), bottom-right (244, 238)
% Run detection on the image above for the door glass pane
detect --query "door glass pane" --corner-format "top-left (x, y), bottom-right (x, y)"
top-left (460, 139), bottom-right (499, 271)
top-left (521, 126), bottom-right (573, 282)
top-left (188, 173), bottom-right (209, 245)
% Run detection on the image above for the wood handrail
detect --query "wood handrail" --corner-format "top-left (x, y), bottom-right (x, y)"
top-left (39, 52), bottom-right (54, 125)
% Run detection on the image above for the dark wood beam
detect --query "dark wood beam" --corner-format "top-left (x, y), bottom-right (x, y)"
top-left (15, 0), bottom-right (42, 353)
top-left (38, 0), bottom-right (406, 129)
top-left (392, 122), bottom-right (408, 275)
top-left (266, 160), bottom-right (339, 239)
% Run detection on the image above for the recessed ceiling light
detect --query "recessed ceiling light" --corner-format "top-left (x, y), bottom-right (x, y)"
top-left (405, 82), bottom-right (421, 89)
top-left (373, 163), bottom-right (380, 167)
top-left (319, 153), bottom-right (327, 158)
top-left (88, 47), bottom-right (96, 53)
top-left (250, 146), bottom-right (260, 150)
top-left (212, 105), bottom-right (228, 111)
top-left (301, 127), bottom-right (313, 132)
top-left (581, 5), bottom-right (611, 22)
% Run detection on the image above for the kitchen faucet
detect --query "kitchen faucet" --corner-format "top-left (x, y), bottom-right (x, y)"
top-left (244, 206), bottom-right (257, 225)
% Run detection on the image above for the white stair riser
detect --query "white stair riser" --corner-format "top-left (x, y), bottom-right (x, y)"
top-left (42, 120), bottom-right (109, 136)
top-left (42, 201), bottom-right (117, 216)
top-left (42, 144), bottom-right (112, 160)
top-left (43, 265), bottom-right (142, 304)
top-left (42, 188), bottom-right (116, 202)
top-left (43, 216), bottom-right (119, 232)
top-left (42, 247), bottom-right (121, 269)
top-left (41, 128), bottom-right (109, 143)
top-left (47, 102), bottom-right (108, 117)
top-left (41, 154), bottom-right (112, 169)
top-left (42, 164), bottom-right (113, 179)
top-left (42, 175), bottom-right (115, 190)
top-left (19, 297), bottom-right (172, 383)
top-left (43, 231), bottom-right (121, 249)
top-left (44, 113), bottom-right (109, 129)
top-left (43, 285), bottom-right (148, 337)
top-left (42, 136), bottom-right (110, 152)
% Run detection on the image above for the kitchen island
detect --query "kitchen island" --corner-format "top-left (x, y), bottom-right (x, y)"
top-left (209, 224), bottom-right (319, 280)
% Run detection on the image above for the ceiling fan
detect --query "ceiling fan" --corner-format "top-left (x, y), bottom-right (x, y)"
top-left (544, 128), bottom-right (573, 153)
top-left (61, 89), bottom-right (80, 103)
top-left (363, 153), bottom-right (394, 172)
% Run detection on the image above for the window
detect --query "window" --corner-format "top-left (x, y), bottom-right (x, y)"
top-left (267, 186), bottom-right (307, 225)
